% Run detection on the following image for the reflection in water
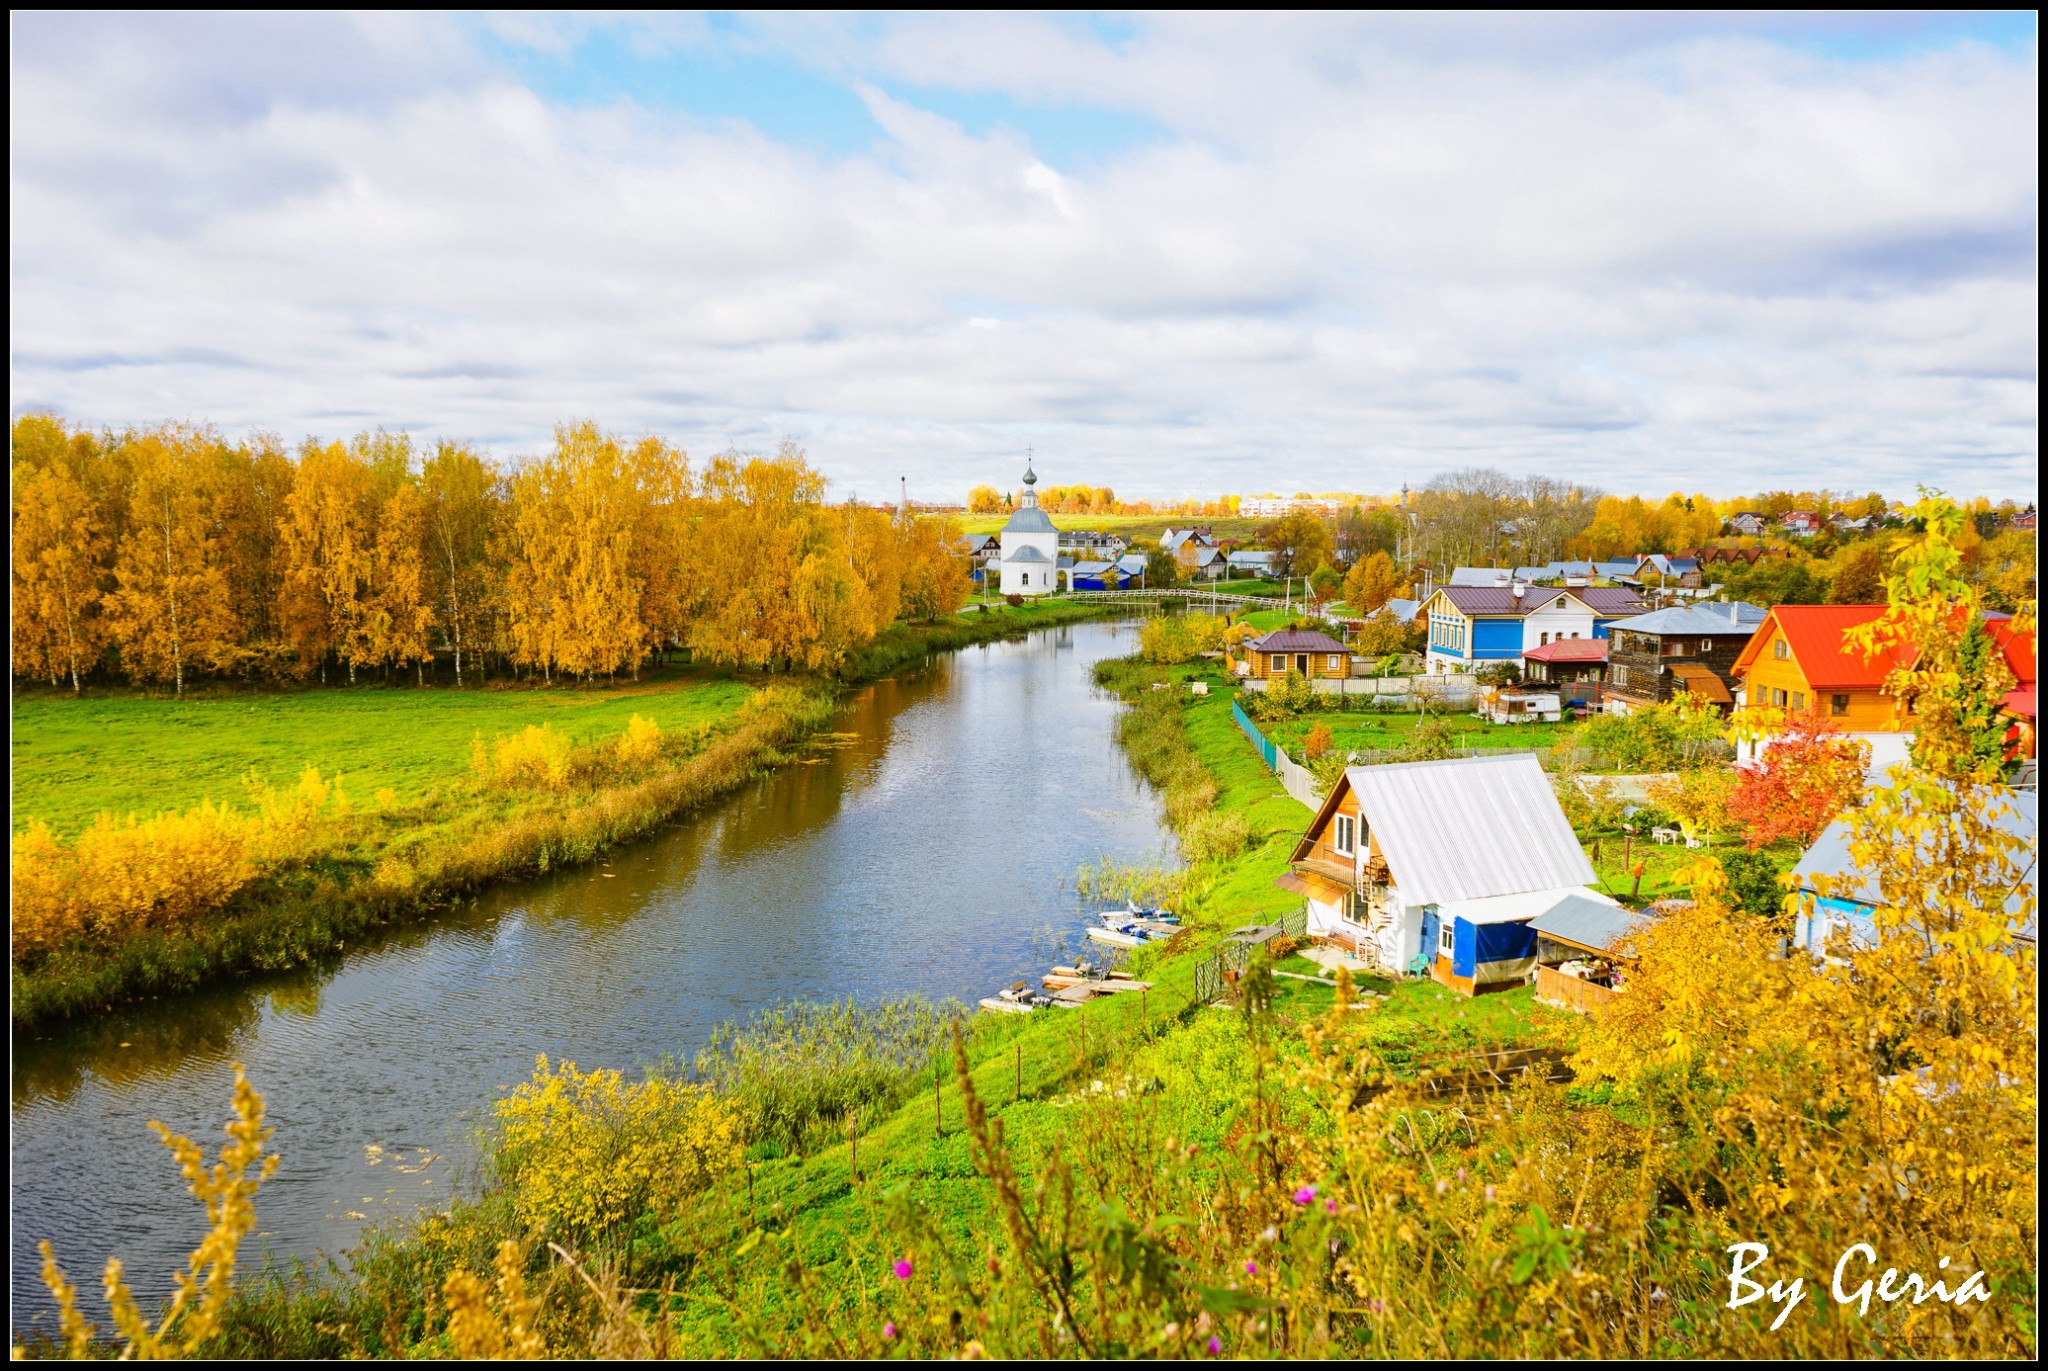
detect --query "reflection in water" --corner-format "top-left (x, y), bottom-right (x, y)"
top-left (11, 622), bottom-right (1172, 1323)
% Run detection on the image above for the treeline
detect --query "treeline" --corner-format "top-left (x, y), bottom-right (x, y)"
top-left (11, 417), bottom-right (971, 694)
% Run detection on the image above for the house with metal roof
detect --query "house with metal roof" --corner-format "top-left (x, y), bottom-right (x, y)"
top-left (1601, 600), bottom-right (1768, 715)
top-left (1419, 583), bottom-right (1645, 676)
top-left (1788, 789), bottom-right (2037, 958)
top-left (1280, 754), bottom-right (1612, 994)
top-left (1522, 636), bottom-right (1608, 687)
top-left (1069, 559), bottom-right (1124, 590)
top-left (1243, 628), bottom-right (1352, 682)
top-left (1226, 549), bottom-right (1277, 578)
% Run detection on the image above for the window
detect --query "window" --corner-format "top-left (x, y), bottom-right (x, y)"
top-left (1792, 691), bottom-right (1805, 711)
top-left (1772, 688), bottom-right (1788, 707)
top-left (1539, 632), bottom-right (1550, 646)
top-left (1327, 654), bottom-right (1343, 670)
top-left (1438, 922), bottom-right (1455, 957)
top-left (1831, 693), bottom-right (1850, 717)
top-left (1270, 654), bottom-right (1284, 673)
top-left (1773, 639), bottom-right (1789, 660)
top-left (1333, 814), bottom-right (1355, 856)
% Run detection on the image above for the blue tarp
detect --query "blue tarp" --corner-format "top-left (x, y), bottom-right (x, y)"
top-left (1451, 918), bottom-right (1538, 978)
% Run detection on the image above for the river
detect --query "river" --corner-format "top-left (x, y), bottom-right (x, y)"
top-left (10, 620), bottom-right (1173, 1325)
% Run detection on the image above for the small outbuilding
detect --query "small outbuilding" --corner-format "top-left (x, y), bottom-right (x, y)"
top-left (1245, 628), bottom-right (1353, 682)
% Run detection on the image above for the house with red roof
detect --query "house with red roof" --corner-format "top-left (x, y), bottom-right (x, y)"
top-left (1521, 636), bottom-right (1607, 687)
top-left (1730, 605), bottom-right (1911, 769)
top-left (1989, 615), bottom-right (2038, 759)
top-left (1781, 511), bottom-right (1824, 536)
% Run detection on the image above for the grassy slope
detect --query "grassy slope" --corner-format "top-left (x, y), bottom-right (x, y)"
top-left (648, 654), bottom-right (1559, 1350)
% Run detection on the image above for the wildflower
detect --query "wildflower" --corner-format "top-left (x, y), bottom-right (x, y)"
top-left (1435, 1179), bottom-right (1449, 1194)
top-left (1325, 1197), bottom-right (1338, 1213)
top-left (1207, 1336), bottom-right (1223, 1355)
top-left (1484, 1185), bottom-right (1497, 1202)
top-left (1163, 1322), bottom-right (1179, 1339)
top-left (1457, 1166), bottom-right (1468, 1181)
top-left (893, 1257), bottom-right (914, 1280)
top-left (1293, 1185), bottom-right (1317, 1205)
top-left (1367, 1298), bottom-right (1385, 1314)
top-left (882, 1321), bottom-right (897, 1340)
top-left (1244, 1259), bottom-right (1259, 1275)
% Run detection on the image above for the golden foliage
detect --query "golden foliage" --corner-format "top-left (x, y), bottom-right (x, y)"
top-left (29, 1065), bottom-right (276, 1360)
top-left (444, 1241), bottom-right (548, 1360)
top-left (492, 1055), bottom-right (745, 1246)
top-left (476, 724), bottom-right (576, 791)
top-left (11, 804), bottom-right (255, 964)
top-left (614, 713), bottom-right (664, 768)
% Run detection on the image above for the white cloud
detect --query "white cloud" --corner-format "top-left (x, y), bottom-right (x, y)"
top-left (8, 13), bottom-right (2037, 499)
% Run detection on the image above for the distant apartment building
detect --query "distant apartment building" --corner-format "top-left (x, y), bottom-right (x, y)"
top-left (1239, 496), bottom-right (1333, 518)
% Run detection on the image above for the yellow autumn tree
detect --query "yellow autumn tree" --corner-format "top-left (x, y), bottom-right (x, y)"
top-left (105, 427), bottom-right (242, 695)
top-left (1341, 548), bottom-right (1401, 614)
top-left (690, 446), bottom-right (851, 670)
top-left (12, 457), bottom-right (110, 691)
top-left (279, 439), bottom-right (377, 682)
top-left (502, 422), bottom-right (643, 681)
top-left (421, 440), bottom-right (501, 687)
top-left (626, 435), bottom-right (693, 669)
top-left (369, 481), bottom-right (436, 682)
top-left (899, 514), bottom-right (971, 621)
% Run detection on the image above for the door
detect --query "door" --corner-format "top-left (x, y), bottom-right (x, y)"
top-left (1295, 653), bottom-right (1309, 675)
top-left (1419, 908), bottom-right (1439, 969)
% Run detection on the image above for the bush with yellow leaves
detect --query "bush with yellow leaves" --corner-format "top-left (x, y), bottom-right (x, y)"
top-left (492, 1055), bottom-right (745, 1254)
top-left (474, 724), bottom-right (577, 790)
top-left (613, 713), bottom-right (664, 768)
top-left (10, 802), bottom-right (255, 965)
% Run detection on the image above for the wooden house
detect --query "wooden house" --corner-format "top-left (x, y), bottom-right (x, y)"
top-left (1244, 628), bottom-right (1352, 681)
top-left (1601, 601), bottom-right (1768, 714)
top-left (1730, 604), bottom-right (1909, 767)
top-left (1528, 895), bottom-right (1656, 1014)
top-left (1280, 754), bottom-right (1609, 993)
top-left (1419, 584), bottom-right (1644, 676)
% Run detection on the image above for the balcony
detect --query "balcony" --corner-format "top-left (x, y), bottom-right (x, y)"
top-left (1290, 842), bottom-right (1357, 887)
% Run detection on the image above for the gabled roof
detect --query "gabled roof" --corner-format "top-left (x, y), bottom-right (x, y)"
top-left (1989, 617), bottom-right (2038, 686)
top-left (1571, 587), bottom-right (1650, 616)
top-left (1116, 553), bottom-right (1149, 573)
top-left (1732, 604), bottom-right (1897, 688)
top-left (1606, 601), bottom-right (1768, 636)
top-left (1523, 638), bottom-right (1607, 663)
top-left (1250, 629), bottom-right (1349, 654)
top-left (1791, 789), bottom-right (2036, 936)
top-left (1070, 560), bottom-right (1118, 576)
top-left (1292, 755), bottom-right (1596, 906)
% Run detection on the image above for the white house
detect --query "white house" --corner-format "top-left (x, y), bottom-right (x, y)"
top-left (997, 461), bottom-right (1059, 596)
top-left (1281, 753), bottom-right (1610, 991)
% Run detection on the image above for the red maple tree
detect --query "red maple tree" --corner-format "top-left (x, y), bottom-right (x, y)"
top-left (1727, 713), bottom-right (1869, 850)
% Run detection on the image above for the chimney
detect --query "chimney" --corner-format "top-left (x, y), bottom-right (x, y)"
top-left (1512, 581), bottom-right (1525, 602)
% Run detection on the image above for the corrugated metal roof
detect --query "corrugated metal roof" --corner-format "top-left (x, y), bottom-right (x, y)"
top-left (1791, 790), bottom-right (2037, 935)
top-left (1344, 754), bottom-right (1597, 906)
top-left (1440, 886), bottom-right (1618, 927)
top-left (1250, 629), bottom-right (1349, 653)
top-left (1005, 544), bottom-right (1051, 563)
top-left (1607, 601), bottom-right (1768, 636)
top-left (1523, 638), bottom-right (1607, 663)
top-left (1571, 587), bottom-right (1650, 615)
top-left (1671, 663), bottom-right (1734, 703)
top-left (1529, 893), bottom-right (1649, 952)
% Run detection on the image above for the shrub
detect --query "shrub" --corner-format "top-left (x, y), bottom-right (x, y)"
top-left (1249, 669), bottom-right (1319, 721)
top-left (476, 724), bottom-right (576, 790)
top-left (492, 1055), bottom-right (743, 1252)
top-left (613, 713), bottom-right (664, 768)
top-left (1302, 723), bottom-right (1333, 759)
top-left (1179, 809), bottom-right (1253, 865)
top-left (1004, 593), bottom-right (1023, 607)
top-left (1139, 613), bottom-right (1226, 665)
top-left (11, 803), bottom-right (257, 965)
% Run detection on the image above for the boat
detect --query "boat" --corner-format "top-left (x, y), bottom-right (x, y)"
top-left (1101, 901), bottom-right (1177, 925)
top-left (1087, 925), bottom-right (1155, 949)
top-left (979, 980), bottom-right (1050, 1014)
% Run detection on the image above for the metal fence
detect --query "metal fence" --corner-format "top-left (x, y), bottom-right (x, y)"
top-left (1190, 907), bottom-right (1310, 1005)
top-left (1231, 700), bottom-right (1324, 808)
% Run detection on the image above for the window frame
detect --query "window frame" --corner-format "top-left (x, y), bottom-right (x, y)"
top-left (1438, 922), bottom-right (1455, 957)
top-left (1831, 693), bottom-right (1850, 717)
top-left (1332, 814), bottom-right (1355, 856)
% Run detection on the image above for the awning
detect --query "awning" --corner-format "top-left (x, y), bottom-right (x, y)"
top-left (1671, 664), bottom-right (1733, 703)
top-left (1276, 870), bottom-right (1353, 902)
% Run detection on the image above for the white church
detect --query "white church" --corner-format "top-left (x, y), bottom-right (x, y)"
top-left (997, 459), bottom-right (1059, 596)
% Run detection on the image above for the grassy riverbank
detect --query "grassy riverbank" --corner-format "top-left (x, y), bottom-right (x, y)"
top-left (10, 599), bottom-right (1119, 1026)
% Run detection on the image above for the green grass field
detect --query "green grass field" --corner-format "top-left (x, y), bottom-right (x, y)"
top-left (1257, 709), bottom-right (1576, 764)
top-left (10, 669), bottom-right (756, 836)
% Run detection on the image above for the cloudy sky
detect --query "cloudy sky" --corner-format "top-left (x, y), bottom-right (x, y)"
top-left (9, 11), bottom-right (2038, 500)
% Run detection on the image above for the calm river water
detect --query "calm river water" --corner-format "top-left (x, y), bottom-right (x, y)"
top-left (10, 620), bottom-right (1174, 1324)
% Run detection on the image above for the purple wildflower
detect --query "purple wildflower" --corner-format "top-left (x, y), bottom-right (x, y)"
top-left (1325, 1198), bottom-right (1338, 1214)
top-left (1244, 1259), bottom-right (1258, 1275)
top-left (893, 1257), bottom-right (914, 1280)
top-left (1293, 1185), bottom-right (1317, 1205)
top-left (882, 1321), bottom-right (897, 1340)
top-left (1207, 1336), bottom-right (1223, 1355)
